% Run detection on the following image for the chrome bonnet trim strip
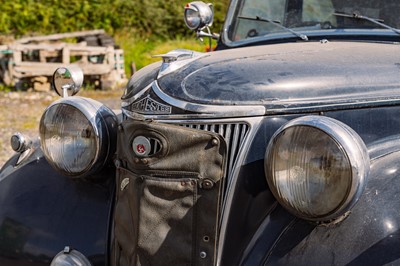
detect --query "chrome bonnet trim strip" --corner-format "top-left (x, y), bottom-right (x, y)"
top-left (121, 81), bottom-right (265, 120)
top-left (121, 84), bottom-right (152, 107)
top-left (152, 81), bottom-right (266, 117)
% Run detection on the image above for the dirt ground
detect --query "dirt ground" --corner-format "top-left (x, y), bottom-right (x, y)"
top-left (0, 89), bottom-right (123, 169)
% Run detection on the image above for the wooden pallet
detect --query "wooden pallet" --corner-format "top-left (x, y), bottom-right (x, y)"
top-left (0, 30), bottom-right (126, 90)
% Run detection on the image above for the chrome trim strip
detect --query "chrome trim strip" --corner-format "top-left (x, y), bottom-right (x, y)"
top-left (152, 81), bottom-right (266, 117)
top-left (121, 83), bottom-right (152, 107)
top-left (121, 81), bottom-right (265, 120)
top-left (266, 97), bottom-right (400, 114)
top-left (216, 116), bottom-right (263, 266)
top-left (223, 29), bottom-right (400, 48)
top-left (220, 0), bottom-right (238, 47)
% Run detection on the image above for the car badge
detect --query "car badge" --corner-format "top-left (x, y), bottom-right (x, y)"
top-left (120, 178), bottom-right (130, 191)
top-left (132, 136), bottom-right (151, 157)
top-left (130, 95), bottom-right (172, 115)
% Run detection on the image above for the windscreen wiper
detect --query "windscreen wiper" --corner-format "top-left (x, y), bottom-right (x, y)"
top-left (238, 15), bottom-right (309, 41)
top-left (333, 11), bottom-right (400, 35)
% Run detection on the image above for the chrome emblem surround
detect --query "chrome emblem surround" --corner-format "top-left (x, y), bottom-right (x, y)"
top-left (129, 94), bottom-right (172, 115)
top-left (132, 136), bottom-right (151, 157)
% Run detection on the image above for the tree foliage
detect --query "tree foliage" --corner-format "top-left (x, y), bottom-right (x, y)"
top-left (0, 0), bottom-right (230, 39)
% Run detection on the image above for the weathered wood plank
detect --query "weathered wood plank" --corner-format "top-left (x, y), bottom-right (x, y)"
top-left (15, 29), bottom-right (106, 44)
top-left (12, 62), bottom-right (113, 77)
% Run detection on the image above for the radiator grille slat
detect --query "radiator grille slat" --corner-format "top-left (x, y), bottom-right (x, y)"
top-left (173, 122), bottom-right (249, 192)
top-left (229, 124), bottom-right (241, 171)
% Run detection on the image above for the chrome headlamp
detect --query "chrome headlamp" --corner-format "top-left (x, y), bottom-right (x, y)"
top-left (184, 1), bottom-right (214, 30)
top-left (51, 247), bottom-right (91, 266)
top-left (39, 97), bottom-right (117, 178)
top-left (265, 116), bottom-right (370, 222)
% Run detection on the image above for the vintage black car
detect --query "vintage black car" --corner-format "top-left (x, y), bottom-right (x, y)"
top-left (1, 0), bottom-right (400, 265)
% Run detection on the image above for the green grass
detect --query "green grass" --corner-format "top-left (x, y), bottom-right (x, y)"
top-left (0, 84), bottom-right (12, 92)
top-left (114, 31), bottom-right (209, 75)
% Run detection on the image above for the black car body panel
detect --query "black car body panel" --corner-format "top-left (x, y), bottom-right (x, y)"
top-left (157, 42), bottom-right (400, 107)
top-left (264, 150), bottom-right (400, 266)
top-left (218, 107), bottom-right (400, 265)
top-left (0, 150), bottom-right (115, 266)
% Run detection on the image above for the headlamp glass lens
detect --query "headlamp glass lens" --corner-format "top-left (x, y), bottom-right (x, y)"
top-left (268, 125), bottom-right (352, 218)
top-left (40, 103), bottom-right (97, 175)
top-left (185, 9), bottom-right (201, 29)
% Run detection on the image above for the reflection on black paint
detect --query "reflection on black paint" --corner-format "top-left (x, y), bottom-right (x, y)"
top-left (0, 218), bottom-right (30, 258)
top-left (347, 229), bottom-right (400, 266)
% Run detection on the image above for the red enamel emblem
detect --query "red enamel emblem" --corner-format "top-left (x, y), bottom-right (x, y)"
top-left (136, 144), bottom-right (146, 154)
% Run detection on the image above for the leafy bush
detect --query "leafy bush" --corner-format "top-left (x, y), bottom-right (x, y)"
top-left (0, 0), bottom-right (229, 39)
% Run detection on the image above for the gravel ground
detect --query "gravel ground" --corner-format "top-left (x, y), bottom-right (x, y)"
top-left (0, 89), bottom-right (123, 169)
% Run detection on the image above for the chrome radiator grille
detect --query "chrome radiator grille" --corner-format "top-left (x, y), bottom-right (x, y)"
top-left (172, 122), bottom-right (250, 193)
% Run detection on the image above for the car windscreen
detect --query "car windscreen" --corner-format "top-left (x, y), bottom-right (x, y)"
top-left (227, 0), bottom-right (400, 42)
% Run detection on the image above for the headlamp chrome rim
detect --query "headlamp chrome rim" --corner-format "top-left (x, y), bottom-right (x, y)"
top-left (265, 115), bottom-right (370, 222)
top-left (39, 96), bottom-right (117, 178)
